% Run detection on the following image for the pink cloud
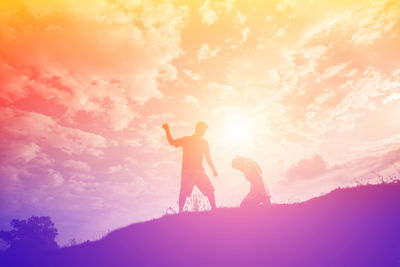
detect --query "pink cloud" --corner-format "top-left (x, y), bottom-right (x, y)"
top-left (63, 160), bottom-right (91, 172)
top-left (107, 165), bottom-right (123, 174)
top-left (46, 169), bottom-right (65, 187)
top-left (4, 142), bottom-right (40, 163)
top-left (0, 0), bottom-right (190, 132)
top-left (380, 148), bottom-right (400, 171)
top-left (287, 154), bottom-right (327, 181)
top-left (3, 110), bottom-right (107, 157)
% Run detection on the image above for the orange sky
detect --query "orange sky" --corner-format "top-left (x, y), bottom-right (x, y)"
top-left (1, 0), bottom-right (400, 244)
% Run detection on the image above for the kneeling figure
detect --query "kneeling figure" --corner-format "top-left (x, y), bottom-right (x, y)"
top-left (232, 156), bottom-right (271, 208)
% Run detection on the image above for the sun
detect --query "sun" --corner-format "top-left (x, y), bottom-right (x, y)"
top-left (210, 107), bottom-right (261, 152)
top-left (226, 120), bottom-right (251, 144)
top-left (220, 111), bottom-right (255, 147)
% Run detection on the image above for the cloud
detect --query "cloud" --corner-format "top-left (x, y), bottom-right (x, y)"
top-left (108, 95), bottom-right (136, 131)
top-left (63, 160), bottom-right (91, 172)
top-left (349, 1), bottom-right (400, 46)
top-left (287, 155), bottom-right (327, 181)
top-left (199, 1), bottom-right (218, 26)
top-left (268, 0), bottom-right (400, 142)
top-left (137, 124), bottom-right (167, 153)
top-left (310, 90), bottom-right (336, 107)
top-left (183, 69), bottom-right (202, 81)
top-left (323, 67), bottom-right (400, 129)
top-left (126, 139), bottom-right (141, 148)
top-left (205, 82), bottom-right (239, 101)
top-left (318, 61), bottom-right (351, 81)
top-left (110, 177), bottom-right (146, 197)
top-left (184, 95), bottom-right (200, 108)
top-left (70, 173), bottom-right (95, 181)
top-left (276, 0), bottom-right (297, 12)
top-left (3, 110), bottom-right (107, 157)
top-left (233, 10), bottom-right (247, 26)
top-left (0, 165), bottom-right (26, 185)
top-left (284, 135), bottom-right (400, 188)
top-left (381, 147), bottom-right (400, 171)
top-left (46, 169), bottom-right (65, 187)
top-left (272, 27), bottom-right (286, 39)
top-left (350, 28), bottom-right (382, 46)
top-left (197, 44), bottom-right (221, 62)
top-left (240, 27), bottom-right (250, 43)
top-left (108, 165), bottom-right (123, 174)
top-left (0, 61), bottom-right (31, 102)
top-left (382, 92), bottom-right (400, 104)
top-left (5, 143), bottom-right (40, 163)
top-left (0, 0), bottom-right (189, 129)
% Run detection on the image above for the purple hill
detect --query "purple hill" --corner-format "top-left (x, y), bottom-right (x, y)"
top-left (2, 182), bottom-right (400, 266)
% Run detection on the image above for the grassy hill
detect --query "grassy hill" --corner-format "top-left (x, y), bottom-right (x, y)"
top-left (3, 182), bottom-right (400, 266)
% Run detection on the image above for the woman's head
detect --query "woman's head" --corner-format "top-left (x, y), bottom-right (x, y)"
top-left (232, 156), bottom-right (263, 174)
top-left (232, 156), bottom-right (246, 172)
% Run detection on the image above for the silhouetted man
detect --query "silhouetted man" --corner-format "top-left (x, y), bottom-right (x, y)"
top-left (232, 156), bottom-right (271, 208)
top-left (163, 122), bottom-right (218, 212)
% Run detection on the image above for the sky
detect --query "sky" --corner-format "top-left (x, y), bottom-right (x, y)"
top-left (0, 0), bottom-right (400, 245)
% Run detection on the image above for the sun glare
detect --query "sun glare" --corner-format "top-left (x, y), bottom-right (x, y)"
top-left (220, 111), bottom-right (254, 147)
top-left (227, 121), bottom-right (250, 144)
top-left (210, 107), bottom-right (265, 154)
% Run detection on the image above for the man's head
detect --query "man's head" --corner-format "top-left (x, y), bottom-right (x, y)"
top-left (194, 121), bottom-right (208, 137)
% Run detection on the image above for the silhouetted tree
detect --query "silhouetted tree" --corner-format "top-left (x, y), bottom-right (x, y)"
top-left (0, 216), bottom-right (59, 254)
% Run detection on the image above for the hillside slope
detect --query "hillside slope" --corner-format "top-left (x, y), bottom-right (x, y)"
top-left (3, 182), bottom-right (400, 266)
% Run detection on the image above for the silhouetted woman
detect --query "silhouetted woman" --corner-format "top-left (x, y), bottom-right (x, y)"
top-left (232, 156), bottom-right (271, 208)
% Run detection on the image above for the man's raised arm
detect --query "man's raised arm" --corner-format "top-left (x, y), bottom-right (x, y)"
top-left (162, 123), bottom-right (176, 146)
top-left (205, 143), bottom-right (218, 177)
top-left (163, 123), bottom-right (186, 147)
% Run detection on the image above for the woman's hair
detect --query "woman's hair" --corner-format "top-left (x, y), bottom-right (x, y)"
top-left (231, 156), bottom-right (245, 171)
top-left (232, 156), bottom-right (262, 174)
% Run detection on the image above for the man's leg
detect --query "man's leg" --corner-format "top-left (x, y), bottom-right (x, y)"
top-left (197, 173), bottom-right (216, 210)
top-left (205, 191), bottom-right (217, 210)
top-left (179, 192), bottom-right (188, 213)
top-left (179, 173), bottom-right (194, 213)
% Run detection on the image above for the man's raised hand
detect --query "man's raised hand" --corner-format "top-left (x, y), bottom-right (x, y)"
top-left (162, 123), bottom-right (169, 131)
